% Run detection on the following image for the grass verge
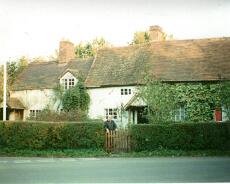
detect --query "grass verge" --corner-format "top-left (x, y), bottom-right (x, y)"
top-left (0, 148), bottom-right (230, 157)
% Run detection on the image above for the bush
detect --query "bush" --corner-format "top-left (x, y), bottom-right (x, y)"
top-left (130, 122), bottom-right (230, 151)
top-left (0, 121), bottom-right (104, 150)
top-left (28, 109), bottom-right (87, 122)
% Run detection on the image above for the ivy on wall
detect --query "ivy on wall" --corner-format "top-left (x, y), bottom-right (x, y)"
top-left (172, 83), bottom-right (220, 122)
top-left (53, 79), bottom-right (90, 112)
top-left (62, 80), bottom-right (90, 112)
top-left (140, 80), bottom-right (230, 123)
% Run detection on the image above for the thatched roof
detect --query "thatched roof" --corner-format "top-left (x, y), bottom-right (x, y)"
top-left (0, 98), bottom-right (25, 109)
top-left (12, 58), bottom-right (93, 91)
top-left (85, 37), bottom-right (230, 87)
top-left (12, 37), bottom-right (230, 90)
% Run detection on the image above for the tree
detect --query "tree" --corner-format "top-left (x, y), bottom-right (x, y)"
top-left (7, 61), bottom-right (18, 86)
top-left (75, 37), bottom-right (111, 58)
top-left (162, 33), bottom-right (174, 40)
top-left (7, 56), bottom-right (29, 86)
top-left (130, 31), bottom-right (150, 45)
top-left (0, 57), bottom-right (29, 102)
top-left (130, 30), bottom-right (173, 45)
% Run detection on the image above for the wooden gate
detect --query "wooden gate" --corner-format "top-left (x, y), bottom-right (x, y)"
top-left (105, 130), bottom-right (130, 153)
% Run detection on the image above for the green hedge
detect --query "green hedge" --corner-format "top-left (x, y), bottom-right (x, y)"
top-left (130, 122), bottom-right (230, 151)
top-left (0, 121), bottom-right (104, 150)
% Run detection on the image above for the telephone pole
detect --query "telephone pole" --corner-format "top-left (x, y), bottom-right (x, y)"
top-left (3, 61), bottom-right (7, 121)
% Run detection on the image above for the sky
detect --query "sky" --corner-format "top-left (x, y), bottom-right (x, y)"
top-left (0, 0), bottom-right (230, 64)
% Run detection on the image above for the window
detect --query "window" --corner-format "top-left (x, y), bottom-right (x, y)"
top-left (175, 105), bottom-right (186, 121)
top-left (30, 110), bottom-right (41, 117)
top-left (62, 78), bottom-right (76, 90)
top-left (69, 78), bottom-right (75, 88)
top-left (121, 88), bottom-right (132, 95)
top-left (105, 108), bottom-right (118, 120)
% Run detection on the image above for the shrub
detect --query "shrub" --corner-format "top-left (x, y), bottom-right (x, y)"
top-left (130, 122), bottom-right (230, 151)
top-left (0, 121), bottom-right (104, 150)
top-left (28, 109), bottom-right (87, 122)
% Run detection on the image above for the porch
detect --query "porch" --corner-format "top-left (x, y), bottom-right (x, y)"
top-left (0, 98), bottom-right (25, 121)
top-left (124, 94), bottom-right (148, 124)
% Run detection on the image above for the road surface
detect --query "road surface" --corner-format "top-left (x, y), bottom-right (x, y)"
top-left (0, 157), bottom-right (229, 183)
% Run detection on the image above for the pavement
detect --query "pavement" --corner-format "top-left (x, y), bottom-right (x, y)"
top-left (0, 157), bottom-right (229, 183)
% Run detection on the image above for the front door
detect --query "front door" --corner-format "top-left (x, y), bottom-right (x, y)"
top-left (137, 107), bottom-right (148, 124)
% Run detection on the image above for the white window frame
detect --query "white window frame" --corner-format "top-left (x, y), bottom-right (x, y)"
top-left (105, 108), bottom-right (118, 120)
top-left (175, 105), bottom-right (186, 121)
top-left (61, 78), bottom-right (76, 90)
top-left (30, 110), bottom-right (41, 117)
top-left (121, 88), bottom-right (132, 95)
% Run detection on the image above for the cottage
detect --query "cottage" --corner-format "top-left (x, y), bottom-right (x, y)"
top-left (2, 26), bottom-right (230, 125)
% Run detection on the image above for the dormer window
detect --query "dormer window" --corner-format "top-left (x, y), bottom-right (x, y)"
top-left (62, 78), bottom-right (76, 90)
top-left (60, 71), bottom-right (77, 90)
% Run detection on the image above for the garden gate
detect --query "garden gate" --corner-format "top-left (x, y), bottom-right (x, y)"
top-left (105, 130), bottom-right (130, 153)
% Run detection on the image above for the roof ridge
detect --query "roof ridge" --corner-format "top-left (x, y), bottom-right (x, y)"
top-left (97, 36), bottom-right (230, 52)
top-left (29, 60), bottom-right (58, 66)
top-left (69, 57), bottom-right (94, 62)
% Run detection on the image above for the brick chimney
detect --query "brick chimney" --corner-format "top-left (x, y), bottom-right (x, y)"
top-left (58, 40), bottom-right (75, 63)
top-left (149, 25), bottom-right (164, 41)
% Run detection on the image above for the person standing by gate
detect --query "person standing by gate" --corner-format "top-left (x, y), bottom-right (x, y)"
top-left (104, 115), bottom-right (117, 133)
top-left (104, 115), bottom-right (117, 153)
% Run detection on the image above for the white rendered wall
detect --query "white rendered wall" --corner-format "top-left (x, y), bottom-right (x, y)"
top-left (10, 89), bottom-right (58, 120)
top-left (88, 86), bottom-right (137, 127)
top-left (10, 85), bottom-right (138, 125)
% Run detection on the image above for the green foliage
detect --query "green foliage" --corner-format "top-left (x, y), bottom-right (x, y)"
top-left (0, 57), bottom-right (28, 103)
top-left (1, 148), bottom-right (230, 157)
top-left (62, 80), bottom-right (90, 112)
top-left (218, 81), bottom-right (230, 119)
top-left (53, 84), bottom-right (65, 111)
top-left (7, 57), bottom-right (29, 86)
top-left (0, 121), bottom-right (105, 150)
top-left (28, 108), bottom-right (88, 122)
top-left (75, 37), bottom-right (111, 58)
top-left (130, 31), bottom-right (173, 45)
top-left (130, 31), bottom-right (150, 45)
top-left (139, 80), bottom-right (176, 123)
top-left (0, 148), bottom-right (107, 157)
top-left (162, 33), bottom-right (174, 40)
top-left (140, 80), bottom-right (230, 122)
top-left (130, 122), bottom-right (230, 151)
top-left (172, 83), bottom-right (219, 122)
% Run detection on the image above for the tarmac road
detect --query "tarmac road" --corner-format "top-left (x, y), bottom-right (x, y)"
top-left (0, 157), bottom-right (229, 183)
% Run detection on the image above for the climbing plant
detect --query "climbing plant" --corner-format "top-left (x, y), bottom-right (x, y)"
top-left (218, 80), bottom-right (230, 120)
top-left (139, 80), bottom-right (176, 124)
top-left (62, 80), bottom-right (90, 112)
top-left (140, 80), bottom-right (230, 123)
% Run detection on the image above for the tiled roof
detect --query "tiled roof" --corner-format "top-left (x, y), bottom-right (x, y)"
top-left (12, 58), bottom-right (93, 90)
top-left (85, 37), bottom-right (230, 87)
